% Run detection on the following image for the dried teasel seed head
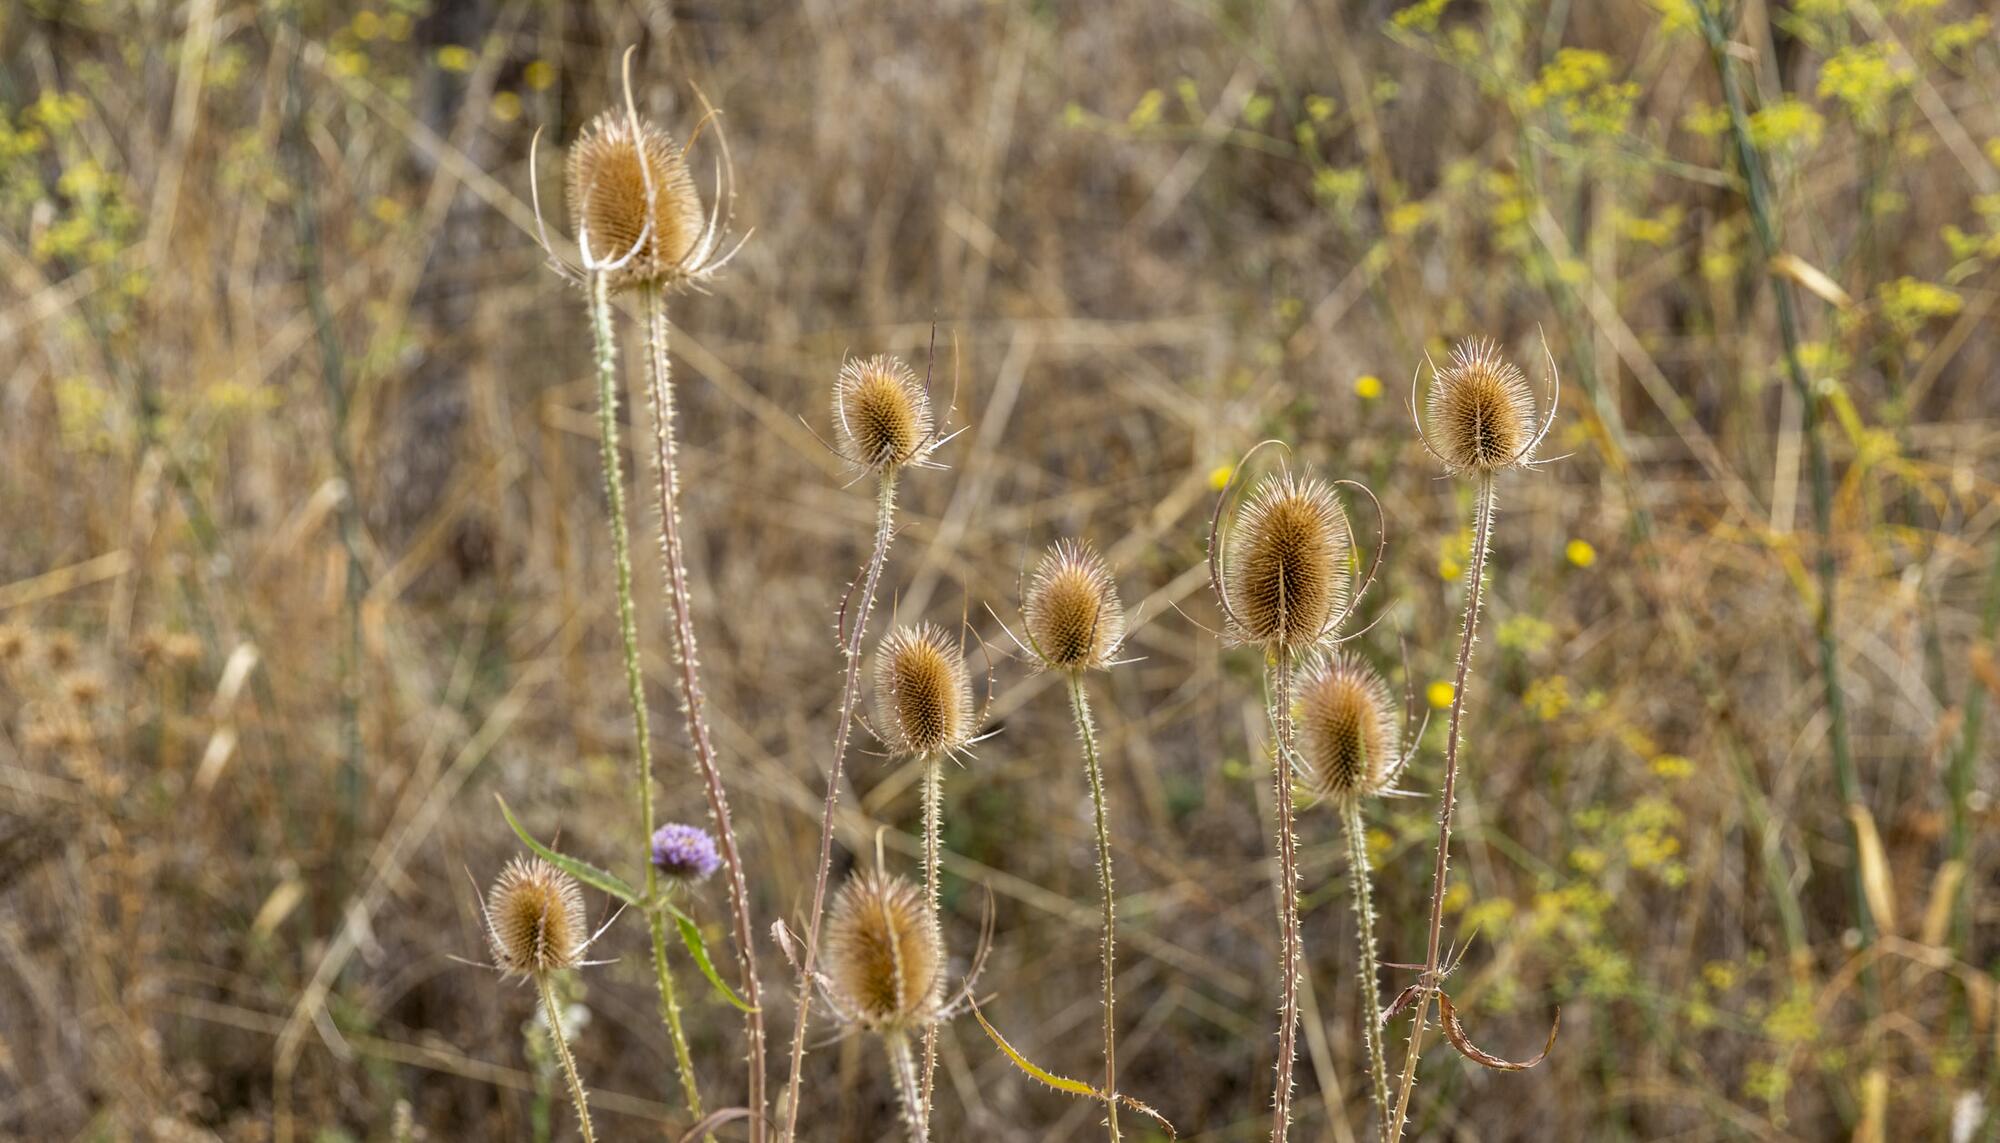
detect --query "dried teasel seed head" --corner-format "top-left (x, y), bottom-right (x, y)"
top-left (873, 623), bottom-right (974, 757)
top-left (1224, 472), bottom-right (1352, 649)
top-left (1023, 540), bottom-right (1125, 672)
top-left (484, 856), bottom-right (588, 978)
top-left (834, 355), bottom-right (934, 472)
top-left (1425, 339), bottom-right (1539, 475)
top-left (565, 110), bottom-right (706, 290)
top-left (825, 870), bottom-right (944, 1034)
top-left (1296, 654), bottom-right (1398, 803)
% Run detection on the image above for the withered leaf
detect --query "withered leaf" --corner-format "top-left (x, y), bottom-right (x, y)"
top-left (1436, 991), bottom-right (1559, 1071)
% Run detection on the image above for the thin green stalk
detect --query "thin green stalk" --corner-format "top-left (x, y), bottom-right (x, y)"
top-left (919, 756), bottom-right (944, 1123)
top-left (1342, 799), bottom-right (1390, 1137)
top-left (1389, 474), bottom-right (1496, 1140)
top-left (1699, 1), bottom-right (1876, 1012)
top-left (640, 285), bottom-right (766, 1137)
top-left (1066, 673), bottom-right (1122, 1141)
top-left (780, 471), bottom-right (900, 1143)
top-left (537, 973), bottom-right (597, 1143)
top-left (885, 1033), bottom-right (929, 1143)
top-left (1270, 650), bottom-right (1303, 1143)
top-left (649, 915), bottom-right (707, 1133)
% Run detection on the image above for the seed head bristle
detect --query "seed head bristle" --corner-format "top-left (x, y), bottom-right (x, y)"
top-left (1425, 338), bottom-right (1539, 475)
top-left (825, 870), bottom-right (944, 1034)
top-left (873, 623), bottom-right (974, 757)
top-left (1225, 472), bottom-right (1352, 649)
top-left (1023, 540), bottom-right (1125, 672)
top-left (1297, 654), bottom-right (1398, 802)
top-left (565, 110), bottom-right (706, 290)
top-left (485, 856), bottom-right (588, 978)
top-left (834, 355), bottom-right (933, 471)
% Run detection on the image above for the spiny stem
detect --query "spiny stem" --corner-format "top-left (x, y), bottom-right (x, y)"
top-left (1270, 650), bottom-right (1302, 1143)
top-left (1066, 673), bottom-right (1122, 1141)
top-left (537, 973), bottom-right (597, 1143)
top-left (648, 910), bottom-right (708, 1136)
top-left (1388, 474), bottom-right (1495, 1139)
top-left (919, 756), bottom-right (944, 1123)
top-left (780, 470), bottom-right (900, 1143)
top-left (641, 284), bottom-right (765, 1138)
top-left (1342, 799), bottom-right (1390, 1137)
top-left (885, 1033), bottom-right (930, 1143)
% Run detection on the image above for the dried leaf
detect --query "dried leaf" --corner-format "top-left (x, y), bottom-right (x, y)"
top-left (1381, 983), bottom-right (1424, 1028)
top-left (1771, 252), bottom-right (1853, 310)
top-left (1436, 991), bottom-right (1558, 1071)
top-left (1846, 803), bottom-right (1897, 936)
top-left (676, 1108), bottom-right (752, 1143)
top-left (972, 1001), bottom-right (1176, 1138)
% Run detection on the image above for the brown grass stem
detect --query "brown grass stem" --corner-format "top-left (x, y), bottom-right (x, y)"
top-left (780, 470), bottom-right (900, 1143)
top-left (1388, 473), bottom-right (1495, 1140)
top-left (640, 284), bottom-right (764, 1137)
top-left (1270, 650), bottom-right (1303, 1143)
top-left (1066, 672), bottom-right (1122, 1141)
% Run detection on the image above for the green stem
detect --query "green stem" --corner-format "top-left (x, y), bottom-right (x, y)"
top-left (537, 973), bottom-right (597, 1143)
top-left (1270, 651), bottom-right (1302, 1143)
top-left (1066, 673), bottom-right (1122, 1141)
top-left (1343, 800), bottom-right (1390, 1137)
top-left (780, 471), bottom-right (900, 1143)
top-left (919, 756), bottom-right (944, 1126)
top-left (648, 909), bottom-right (708, 1134)
top-left (1389, 474), bottom-right (1495, 1140)
top-left (640, 285), bottom-right (765, 1137)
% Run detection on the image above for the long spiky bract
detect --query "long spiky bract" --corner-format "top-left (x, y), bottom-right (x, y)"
top-left (780, 467), bottom-right (903, 1143)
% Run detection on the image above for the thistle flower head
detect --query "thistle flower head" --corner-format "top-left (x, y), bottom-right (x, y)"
top-left (564, 110), bottom-right (707, 291)
top-left (834, 355), bottom-right (934, 472)
top-left (873, 623), bottom-right (974, 758)
top-left (484, 856), bottom-right (588, 978)
top-left (1022, 540), bottom-right (1125, 672)
top-left (1422, 339), bottom-right (1541, 475)
top-left (1222, 471), bottom-right (1352, 649)
top-left (650, 822), bottom-right (722, 883)
top-left (1296, 654), bottom-right (1399, 803)
top-left (825, 870), bottom-right (944, 1034)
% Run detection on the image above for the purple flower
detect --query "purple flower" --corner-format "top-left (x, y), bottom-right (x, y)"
top-left (650, 822), bottom-right (721, 883)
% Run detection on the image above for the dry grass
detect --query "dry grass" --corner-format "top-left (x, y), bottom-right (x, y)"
top-left (2, 1), bottom-right (1998, 1140)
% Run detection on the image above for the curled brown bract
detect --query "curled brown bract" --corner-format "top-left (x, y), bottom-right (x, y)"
top-left (1436, 991), bottom-right (1559, 1072)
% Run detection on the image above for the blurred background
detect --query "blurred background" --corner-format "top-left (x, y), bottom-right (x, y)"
top-left (1, 0), bottom-right (1996, 1139)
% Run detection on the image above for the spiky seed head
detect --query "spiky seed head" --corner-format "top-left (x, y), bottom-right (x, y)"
top-left (873, 624), bottom-right (974, 757)
top-left (1425, 339), bottom-right (1539, 475)
top-left (484, 856), bottom-right (588, 978)
top-left (834, 355), bottom-right (933, 472)
top-left (1224, 472), bottom-right (1352, 649)
top-left (825, 870), bottom-right (944, 1034)
top-left (1297, 654), bottom-right (1398, 802)
top-left (565, 110), bottom-right (706, 290)
top-left (1023, 540), bottom-right (1125, 672)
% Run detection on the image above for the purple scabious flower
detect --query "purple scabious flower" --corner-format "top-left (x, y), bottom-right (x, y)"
top-left (650, 822), bottom-right (721, 883)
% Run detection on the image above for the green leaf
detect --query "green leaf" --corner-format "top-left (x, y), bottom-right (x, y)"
top-left (675, 912), bottom-right (754, 1012)
top-left (495, 794), bottom-right (641, 905)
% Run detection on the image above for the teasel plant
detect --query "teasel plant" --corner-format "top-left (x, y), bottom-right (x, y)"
top-left (998, 539), bottom-right (1132, 1140)
top-left (526, 49), bottom-right (762, 1136)
top-left (780, 345), bottom-right (960, 1142)
top-left (473, 857), bottom-right (620, 1143)
top-left (1208, 447), bottom-right (1382, 1143)
top-left (1386, 336), bottom-right (1564, 1139)
top-left (1294, 651), bottom-right (1424, 1136)
top-left (797, 856), bottom-right (990, 1143)
top-left (868, 620), bottom-right (992, 1114)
